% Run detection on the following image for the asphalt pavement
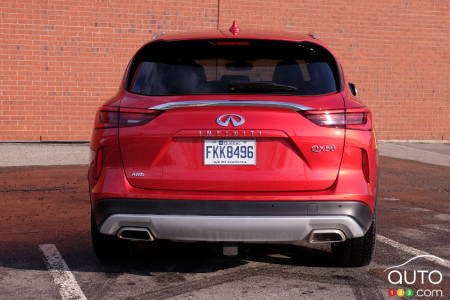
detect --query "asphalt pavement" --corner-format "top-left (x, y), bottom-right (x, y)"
top-left (0, 141), bottom-right (449, 167)
top-left (0, 142), bottom-right (449, 300)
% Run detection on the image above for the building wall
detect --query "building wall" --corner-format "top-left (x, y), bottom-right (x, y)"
top-left (1, 0), bottom-right (449, 141)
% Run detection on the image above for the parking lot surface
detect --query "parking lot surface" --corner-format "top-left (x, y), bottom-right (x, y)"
top-left (0, 156), bottom-right (449, 299)
top-left (1, 141), bottom-right (449, 167)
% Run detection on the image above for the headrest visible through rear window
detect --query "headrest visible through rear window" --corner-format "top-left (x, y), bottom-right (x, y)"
top-left (272, 60), bottom-right (305, 89)
top-left (164, 62), bottom-right (206, 94)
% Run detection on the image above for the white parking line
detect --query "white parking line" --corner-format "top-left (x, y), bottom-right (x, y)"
top-left (377, 235), bottom-right (450, 269)
top-left (39, 244), bottom-right (87, 300)
top-left (35, 236), bottom-right (447, 300)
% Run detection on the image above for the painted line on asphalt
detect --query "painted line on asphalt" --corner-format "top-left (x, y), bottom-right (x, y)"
top-left (39, 244), bottom-right (87, 300)
top-left (377, 235), bottom-right (450, 269)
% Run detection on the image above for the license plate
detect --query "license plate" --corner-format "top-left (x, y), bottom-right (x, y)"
top-left (204, 139), bottom-right (256, 165)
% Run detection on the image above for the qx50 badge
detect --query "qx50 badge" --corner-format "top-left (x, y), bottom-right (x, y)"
top-left (216, 114), bottom-right (245, 127)
top-left (311, 145), bottom-right (336, 153)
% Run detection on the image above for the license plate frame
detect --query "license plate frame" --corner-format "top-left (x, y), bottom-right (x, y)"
top-left (204, 139), bottom-right (256, 166)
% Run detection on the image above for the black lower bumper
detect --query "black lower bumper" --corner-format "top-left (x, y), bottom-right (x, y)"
top-left (93, 199), bottom-right (374, 232)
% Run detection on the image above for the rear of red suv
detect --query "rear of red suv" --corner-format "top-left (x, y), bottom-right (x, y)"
top-left (88, 29), bottom-right (378, 267)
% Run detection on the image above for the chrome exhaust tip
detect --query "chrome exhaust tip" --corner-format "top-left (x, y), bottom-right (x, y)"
top-left (117, 227), bottom-right (154, 242)
top-left (308, 229), bottom-right (346, 243)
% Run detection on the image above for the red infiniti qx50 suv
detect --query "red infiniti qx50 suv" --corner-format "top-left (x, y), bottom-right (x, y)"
top-left (89, 24), bottom-right (378, 267)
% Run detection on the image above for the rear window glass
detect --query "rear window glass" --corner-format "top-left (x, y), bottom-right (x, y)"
top-left (127, 39), bottom-right (340, 96)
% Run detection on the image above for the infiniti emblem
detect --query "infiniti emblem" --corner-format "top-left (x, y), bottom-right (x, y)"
top-left (216, 114), bottom-right (245, 127)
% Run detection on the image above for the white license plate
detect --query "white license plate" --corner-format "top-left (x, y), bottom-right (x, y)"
top-left (204, 139), bottom-right (256, 165)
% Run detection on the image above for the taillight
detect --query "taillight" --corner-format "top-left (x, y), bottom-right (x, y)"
top-left (303, 108), bottom-right (371, 130)
top-left (119, 108), bottom-right (160, 127)
top-left (95, 106), bottom-right (160, 129)
top-left (95, 107), bottom-right (119, 129)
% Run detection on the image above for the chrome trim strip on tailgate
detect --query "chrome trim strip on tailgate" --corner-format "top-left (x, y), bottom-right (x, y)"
top-left (149, 100), bottom-right (313, 111)
top-left (100, 214), bottom-right (365, 242)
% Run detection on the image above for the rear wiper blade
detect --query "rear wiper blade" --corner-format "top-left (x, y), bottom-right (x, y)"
top-left (228, 81), bottom-right (298, 92)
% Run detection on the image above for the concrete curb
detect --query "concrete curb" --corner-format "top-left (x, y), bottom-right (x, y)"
top-left (0, 142), bottom-right (449, 167)
top-left (378, 142), bottom-right (450, 167)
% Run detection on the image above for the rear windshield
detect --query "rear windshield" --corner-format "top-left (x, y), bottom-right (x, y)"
top-left (127, 39), bottom-right (340, 96)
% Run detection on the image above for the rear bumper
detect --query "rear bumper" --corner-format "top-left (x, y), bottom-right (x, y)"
top-left (94, 199), bottom-right (373, 242)
top-left (100, 214), bottom-right (364, 242)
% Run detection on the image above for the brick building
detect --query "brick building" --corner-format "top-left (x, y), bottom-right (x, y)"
top-left (1, 0), bottom-right (449, 141)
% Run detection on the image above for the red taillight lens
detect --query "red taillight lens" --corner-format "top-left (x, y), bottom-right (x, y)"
top-left (95, 107), bottom-right (119, 129)
top-left (304, 111), bottom-right (346, 127)
top-left (95, 107), bottom-right (160, 129)
top-left (346, 112), bottom-right (367, 125)
top-left (119, 111), bottom-right (158, 127)
top-left (303, 108), bottom-right (371, 130)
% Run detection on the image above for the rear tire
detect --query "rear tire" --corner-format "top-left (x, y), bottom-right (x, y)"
top-left (331, 219), bottom-right (376, 267)
top-left (91, 214), bottom-right (127, 262)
